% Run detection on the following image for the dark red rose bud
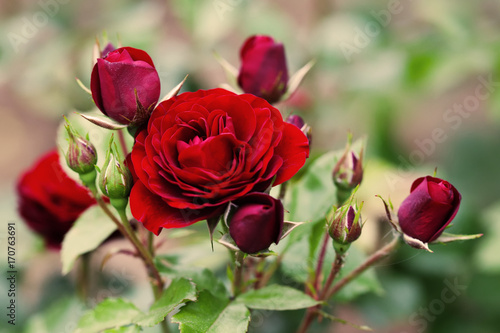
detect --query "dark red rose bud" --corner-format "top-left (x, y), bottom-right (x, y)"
top-left (237, 35), bottom-right (289, 104)
top-left (229, 193), bottom-right (284, 254)
top-left (286, 114), bottom-right (312, 145)
top-left (101, 42), bottom-right (116, 58)
top-left (17, 150), bottom-right (96, 249)
top-left (397, 176), bottom-right (461, 243)
top-left (91, 46), bottom-right (161, 125)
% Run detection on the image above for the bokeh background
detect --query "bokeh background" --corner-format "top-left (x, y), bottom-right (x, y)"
top-left (1, 0), bottom-right (500, 332)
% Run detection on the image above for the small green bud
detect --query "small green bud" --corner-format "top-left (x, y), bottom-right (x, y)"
top-left (99, 137), bottom-right (132, 199)
top-left (328, 202), bottom-right (363, 254)
top-left (332, 133), bottom-right (364, 193)
top-left (64, 120), bottom-right (97, 175)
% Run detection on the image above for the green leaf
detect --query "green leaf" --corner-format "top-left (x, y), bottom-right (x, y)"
top-left (61, 206), bottom-right (117, 274)
top-left (156, 264), bottom-right (229, 299)
top-left (75, 298), bottom-right (143, 333)
top-left (103, 326), bottom-right (142, 333)
top-left (236, 285), bottom-right (320, 310)
top-left (287, 150), bottom-right (339, 222)
top-left (172, 291), bottom-right (250, 333)
top-left (135, 278), bottom-right (197, 327)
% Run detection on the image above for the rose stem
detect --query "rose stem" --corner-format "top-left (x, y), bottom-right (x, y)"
top-left (117, 129), bottom-right (129, 156)
top-left (296, 237), bottom-right (400, 333)
top-left (232, 251), bottom-right (246, 297)
top-left (256, 254), bottom-right (283, 289)
top-left (278, 181), bottom-right (288, 201)
top-left (325, 236), bottom-right (400, 299)
top-left (115, 205), bottom-right (165, 299)
top-left (77, 252), bottom-right (91, 305)
top-left (312, 233), bottom-right (330, 295)
top-left (94, 195), bottom-right (164, 298)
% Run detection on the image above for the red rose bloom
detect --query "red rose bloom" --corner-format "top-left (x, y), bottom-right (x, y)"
top-left (398, 176), bottom-right (461, 243)
top-left (17, 150), bottom-right (96, 249)
top-left (130, 88), bottom-right (309, 234)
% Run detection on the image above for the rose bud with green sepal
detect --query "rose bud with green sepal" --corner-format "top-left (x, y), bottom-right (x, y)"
top-left (237, 35), bottom-right (289, 104)
top-left (99, 137), bottom-right (133, 207)
top-left (332, 134), bottom-right (364, 204)
top-left (328, 202), bottom-right (363, 255)
top-left (398, 176), bottom-right (461, 245)
top-left (64, 121), bottom-right (97, 175)
top-left (229, 192), bottom-right (284, 254)
top-left (91, 47), bottom-right (161, 125)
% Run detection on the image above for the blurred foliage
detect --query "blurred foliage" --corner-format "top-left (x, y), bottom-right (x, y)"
top-left (2, 0), bottom-right (500, 332)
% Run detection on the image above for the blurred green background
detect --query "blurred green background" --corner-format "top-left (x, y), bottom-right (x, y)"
top-left (1, 0), bottom-right (500, 332)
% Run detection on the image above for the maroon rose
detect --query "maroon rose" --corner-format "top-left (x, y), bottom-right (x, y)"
top-left (17, 150), bottom-right (96, 249)
top-left (237, 35), bottom-right (289, 104)
top-left (229, 193), bottom-right (284, 254)
top-left (91, 46), bottom-right (161, 125)
top-left (130, 88), bottom-right (309, 234)
top-left (397, 176), bottom-right (461, 243)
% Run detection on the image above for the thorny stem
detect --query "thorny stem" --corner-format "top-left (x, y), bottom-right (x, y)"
top-left (93, 195), bottom-right (164, 299)
top-left (257, 254), bottom-right (283, 289)
top-left (297, 252), bottom-right (344, 333)
top-left (312, 233), bottom-right (330, 295)
top-left (296, 237), bottom-right (400, 333)
top-left (115, 206), bottom-right (165, 299)
top-left (319, 252), bottom-right (345, 300)
top-left (325, 236), bottom-right (400, 299)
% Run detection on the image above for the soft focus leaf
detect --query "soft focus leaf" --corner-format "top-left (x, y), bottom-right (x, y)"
top-left (156, 264), bottom-right (229, 299)
top-left (75, 298), bottom-right (143, 333)
top-left (134, 278), bottom-right (197, 327)
top-left (172, 291), bottom-right (250, 333)
top-left (287, 150), bottom-right (340, 222)
top-left (103, 326), bottom-right (141, 333)
top-left (236, 285), bottom-right (319, 310)
top-left (61, 206), bottom-right (117, 274)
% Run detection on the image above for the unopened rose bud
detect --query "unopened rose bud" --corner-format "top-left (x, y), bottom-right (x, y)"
top-left (333, 150), bottom-right (363, 191)
top-left (99, 139), bottom-right (132, 201)
top-left (398, 176), bottom-right (461, 245)
top-left (237, 35), bottom-right (289, 104)
top-left (229, 192), bottom-right (284, 254)
top-left (64, 122), bottom-right (97, 175)
top-left (286, 114), bottom-right (312, 145)
top-left (91, 46), bottom-right (161, 125)
top-left (328, 203), bottom-right (363, 254)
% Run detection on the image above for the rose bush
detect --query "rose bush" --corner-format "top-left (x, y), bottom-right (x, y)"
top-left (91, 46), bottom-right (161, 125)
top-left (229, 192), bottom-right (284, 254)
top-left (129, 88), bottom-right (309, 234)
top-left (17, 150), bottom-right (96, 249)
top-left (398, 176), bottom-right (461, 243)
